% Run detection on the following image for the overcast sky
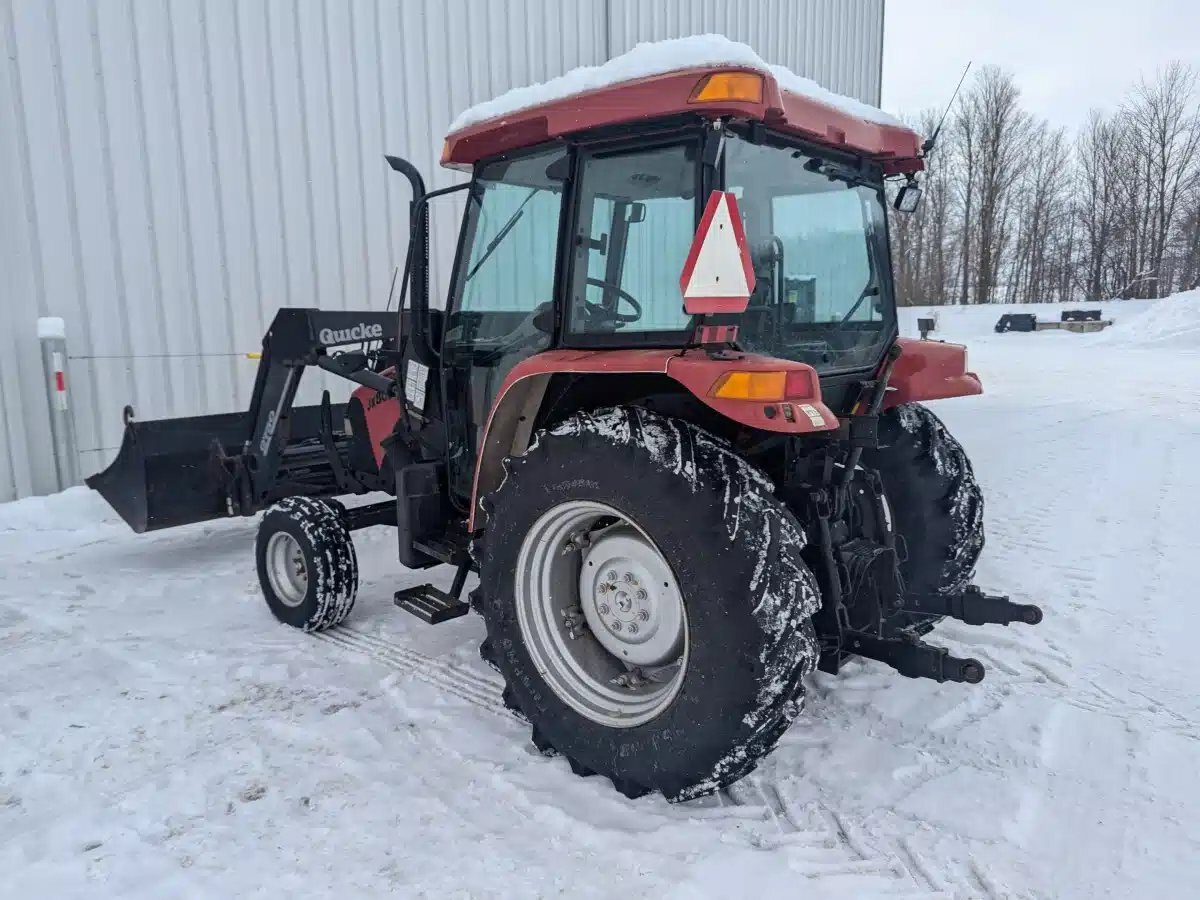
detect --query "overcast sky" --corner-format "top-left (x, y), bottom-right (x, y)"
top-left (882, 0), bottom-right (1200, 131)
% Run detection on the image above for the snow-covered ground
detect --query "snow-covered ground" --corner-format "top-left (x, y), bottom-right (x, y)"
top-left (3, 295), bottom-right (1199, 898)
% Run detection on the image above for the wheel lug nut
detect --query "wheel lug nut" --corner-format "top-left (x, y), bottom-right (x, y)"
top-left (635, 589), bottom-right (647, 601)
top-left (637, 609), bottom-right (649, 622)
top-left (611, 621), bottom-right (623, 632)
top-left (597, 583), bottom-right (608, 594)
top-left (623, 572), bottom-right (635, 583)
top-left (627, 623), bottom-right (639, 634)
top-left (606, 570), bottom-right (617, 581)
top-left (598, 603), bottom-right (610, 615)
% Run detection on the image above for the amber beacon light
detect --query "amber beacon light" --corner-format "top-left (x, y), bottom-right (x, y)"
top-left (688, 71), bottom-right (764, 104)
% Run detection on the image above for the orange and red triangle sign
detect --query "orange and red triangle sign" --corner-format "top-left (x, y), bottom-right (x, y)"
top-left (679, 191), bottom-right (756, 315)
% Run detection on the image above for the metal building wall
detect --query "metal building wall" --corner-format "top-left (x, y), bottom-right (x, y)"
top-left (608, 0), bottom-right (884, 105)
top-left (0, 0), bottom-right (884, 502)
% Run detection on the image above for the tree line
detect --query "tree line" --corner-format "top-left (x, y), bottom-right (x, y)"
top-left (890, 63), bottom-right (1200, 306)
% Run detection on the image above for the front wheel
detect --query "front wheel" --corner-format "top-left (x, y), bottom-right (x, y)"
top-left (256, 496), bottom-right (358, 632)
top-left (476, 407), bottom-right (821, 801)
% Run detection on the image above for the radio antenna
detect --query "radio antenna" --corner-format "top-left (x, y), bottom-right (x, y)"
top-left (922, 61), bottom-right (972, 157)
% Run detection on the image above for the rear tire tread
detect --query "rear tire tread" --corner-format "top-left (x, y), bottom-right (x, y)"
top-left (477, 406), bottom-right (820, 801)
top-left (866, 402), bottom-right (985, 598)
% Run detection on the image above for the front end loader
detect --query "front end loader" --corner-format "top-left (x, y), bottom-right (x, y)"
top-left (88, 46), bottom-right (1042, 802)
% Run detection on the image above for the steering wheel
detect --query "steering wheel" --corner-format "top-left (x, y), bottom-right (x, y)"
top-left (583, 278), bottom-right (643, 325)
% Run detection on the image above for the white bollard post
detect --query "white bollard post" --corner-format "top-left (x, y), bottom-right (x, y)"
top-left (37, 317), bottom-right (81, 490)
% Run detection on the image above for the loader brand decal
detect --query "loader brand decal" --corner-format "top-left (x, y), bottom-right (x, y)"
top-left (366, 389), bottom-right (391, 411)
top-left (318, 322), bottom-right (384, 346)
top-left (259, 411), bottom-right (279, 454)
top-left (258, 370), bottom-right (295, 455)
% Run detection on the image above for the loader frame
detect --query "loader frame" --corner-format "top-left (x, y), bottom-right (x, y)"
top-left (87, 308), bottom-right (406, 533)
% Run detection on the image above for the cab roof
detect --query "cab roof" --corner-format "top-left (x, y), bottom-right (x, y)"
top-left (441, 35), bottom-right (923, 174)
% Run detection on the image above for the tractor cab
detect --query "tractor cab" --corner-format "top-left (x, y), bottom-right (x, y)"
top-left (387, 63), bottom-right (931, 519)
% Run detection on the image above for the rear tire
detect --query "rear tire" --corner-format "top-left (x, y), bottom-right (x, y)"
top-left (256, 496), bottom-right (358, 632)
top-left (476, 407), bottom-right (820, 801)
top-left (863, 403), bottom-right (984, 601)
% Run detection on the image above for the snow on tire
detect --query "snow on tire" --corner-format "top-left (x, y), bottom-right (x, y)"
top-left (476, 406), bottom-right (820, 802)
top-left (863, 402), bottom-right (985, 598)
top-left (256, 496), bottom-right (358, 632)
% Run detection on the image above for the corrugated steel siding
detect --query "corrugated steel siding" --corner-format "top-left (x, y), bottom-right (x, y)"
top-left (607, 0), bottom-right (883, 105)
top-left (0, 0), bottom-right (882, 501)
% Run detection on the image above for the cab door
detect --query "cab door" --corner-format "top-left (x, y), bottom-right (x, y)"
top-left (440, 147), bottom-right (569, 504)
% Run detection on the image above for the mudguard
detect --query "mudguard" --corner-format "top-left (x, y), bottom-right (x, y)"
top-left (468, 348), bottom-right (838, 529)
top-left (885, 338), bottom-right (982, 408)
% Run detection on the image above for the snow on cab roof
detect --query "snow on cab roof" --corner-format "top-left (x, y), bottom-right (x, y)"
top-left (448, 33), bottom-right (902, 134)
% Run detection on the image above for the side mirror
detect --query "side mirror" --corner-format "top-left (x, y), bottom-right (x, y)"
top-left (894, 183), bottom-right (923, 214)
top-left (627, 202), bottom-right (647, 224)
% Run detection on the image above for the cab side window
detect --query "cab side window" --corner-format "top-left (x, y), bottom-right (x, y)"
top-left (568, 144), bottom-right (697, 337)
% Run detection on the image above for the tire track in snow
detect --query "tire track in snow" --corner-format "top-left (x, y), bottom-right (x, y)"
top-left (311, 625), bottom-right (509, 717)
top-left (311, 624), bottom-right (957, 894)
top-left (719, 774), bottom-right (984, 897)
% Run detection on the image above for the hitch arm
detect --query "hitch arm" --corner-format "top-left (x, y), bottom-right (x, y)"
top-left (904, 586), bottom-right (1043, 627)
top-left (844, 631), bottom-right (985, 684)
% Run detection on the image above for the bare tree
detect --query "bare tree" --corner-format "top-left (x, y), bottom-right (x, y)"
top-left (890, 62), bottom-right (1200, 306)
top-left (1122, 63), bottom-right (1200, 296)
top-left (942, 67), bottom-right (1035, 304)
top-left (1075, 111), bottom-right (1123, 299)
top-left (1008, 123), bottom-right (1069, 303)
top-left (890, 110), bottom-right (956, 306)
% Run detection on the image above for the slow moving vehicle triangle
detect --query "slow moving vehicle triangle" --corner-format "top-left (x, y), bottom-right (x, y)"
top-left (679, 190), bottom-right (756, 314)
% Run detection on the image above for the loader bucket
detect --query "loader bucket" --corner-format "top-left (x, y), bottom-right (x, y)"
top-left (86, 411), bottom-right (251, 533)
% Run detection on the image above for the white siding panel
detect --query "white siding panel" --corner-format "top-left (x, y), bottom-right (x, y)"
top-left (0, 0), bottom-right (881, 501)
top-left (608, 0), bottom-right (883, 105)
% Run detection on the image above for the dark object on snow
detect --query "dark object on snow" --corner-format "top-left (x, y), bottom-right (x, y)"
top-left (994, 313), bottom-right (1038, 333)
top-left (1061, 309), bottom-right (1102, 322)
top-left (917, 317), bottom-right (936, 339)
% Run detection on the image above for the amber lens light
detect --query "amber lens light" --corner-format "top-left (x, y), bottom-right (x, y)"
top-left (710, 371), bottom-right (788, 401)
top-left (689, 72), bottom-right (764, 104)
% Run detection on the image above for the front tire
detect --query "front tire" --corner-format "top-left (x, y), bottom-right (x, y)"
top-left (256, 496), bottom-right (358, 632)
top-left (476, 407), bottom-right (820, 801)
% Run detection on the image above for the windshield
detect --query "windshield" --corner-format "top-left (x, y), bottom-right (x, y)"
top-left (444, 149), bottom-right (565, 354)
top-left (724, 136), bottom-right (895, 373)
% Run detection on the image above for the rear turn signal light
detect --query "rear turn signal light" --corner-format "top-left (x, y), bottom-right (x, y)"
top-left (689, 71), bottom-right (764, 104)
top-left (710, 370), bottom-right (815, 402)
top-left (711, 371), bottom-right (786, 401)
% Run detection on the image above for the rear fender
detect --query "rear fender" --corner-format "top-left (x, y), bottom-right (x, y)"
top-left (885, 337), bottom-right (982, 408)
top-left (468, 348), bottom-right (838, 530)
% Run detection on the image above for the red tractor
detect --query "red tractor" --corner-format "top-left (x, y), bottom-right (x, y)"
top-left (90, 60), bottom-right (1041, 802)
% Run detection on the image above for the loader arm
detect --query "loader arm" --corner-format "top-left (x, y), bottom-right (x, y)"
top-left (88, 308), bottom-right (403, 533)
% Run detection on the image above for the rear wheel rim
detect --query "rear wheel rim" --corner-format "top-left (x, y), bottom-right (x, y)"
top-left (514, 500), bottom-right (688, 728)
top-left (266, 532), bottom-right (308, 607)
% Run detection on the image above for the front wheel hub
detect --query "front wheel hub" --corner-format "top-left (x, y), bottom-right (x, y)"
top-left (579, 528), bottom-right (683, 667)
